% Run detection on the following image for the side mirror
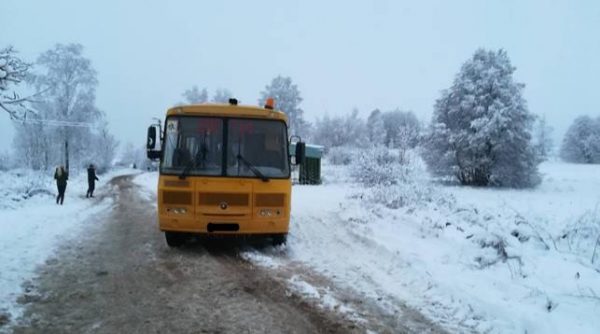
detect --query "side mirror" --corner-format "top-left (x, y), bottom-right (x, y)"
top-left (147, 125), bottom-right (162, 160)
top-left (295, 141), bottom-right (306, 165)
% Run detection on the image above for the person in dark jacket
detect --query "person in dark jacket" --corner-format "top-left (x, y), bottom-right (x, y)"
top-left (86, 164), bottom-right (99, 198)
top-left (54, 165), bottom-right (68, 205)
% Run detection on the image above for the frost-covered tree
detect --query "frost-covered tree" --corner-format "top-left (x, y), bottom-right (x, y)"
top-left (0, 150), bottom-right (12, 171)
top-left (22, 44), bottom-right (106, 170)
top-left (0, 46), bottom-right (34, 120)
top-left (560, 116), bottom-right (600, 163)
top-left (182, 85), bottom-right (208, 104)
top-left (259, 75), bottom-right (309, 137)
top-left (367, 109), bottom-right (386, 146)
top-left (312, 109), bottom-right (367, 151)
top-left (88, 120), bottom-right (119, 173)
top-left (533, 114), bottom-right (554, 161)
top-left (382, 110), bottom-right (421, 148)
top-left (422, 49), bottom-right (540, 188)
top-left (12, 120), bottom-right (51, 170)
top-left (212, 88), bottom-right (233, 103)
top-left (121, 142), bottom-right (153, 169)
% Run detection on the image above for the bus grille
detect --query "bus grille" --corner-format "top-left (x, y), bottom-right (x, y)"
top-left (199, 193), bottom-right (249, 206)
top-left (255, 194), bottom-right (285, 207)
top-left (163, 191), bottom-right (192, 205)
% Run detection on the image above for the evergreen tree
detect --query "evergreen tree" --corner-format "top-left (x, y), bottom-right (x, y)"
top-left (560, 116), bottom-right (600, 163)
top-left (422, 49), bottom-right (540, 188)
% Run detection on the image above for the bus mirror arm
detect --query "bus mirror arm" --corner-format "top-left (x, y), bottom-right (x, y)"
top-left (295, 141), bottom-right (306, 165)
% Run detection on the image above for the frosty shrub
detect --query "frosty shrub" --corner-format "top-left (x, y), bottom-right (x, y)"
top-left (368, 174), bottom-right (436, 209)
top-left (560, 116), bottom-right (600, 164)
top-left (560, 209), bottom-right (600, 268)
top-left (351, 148), bottom-right (442, 209)
top-left (351, 147), bottom-right (402, 187)
top-left (326, 146), bottom-right (357, 165)
top-left (422, 49), bottom-right (540, 188)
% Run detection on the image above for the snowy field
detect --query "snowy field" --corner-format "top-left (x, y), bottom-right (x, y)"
top-left (134, 160), bottom-right (600, 333)
top-left (280, 161), bottom-right (600, 333)
top-left (0, 168), bottom-right (139, 322)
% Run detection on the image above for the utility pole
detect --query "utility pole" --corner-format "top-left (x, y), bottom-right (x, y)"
top-left (65, 140), bottom-right (69, 171)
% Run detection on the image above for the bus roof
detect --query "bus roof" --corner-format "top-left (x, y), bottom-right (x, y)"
top-left (166, 104), bottom-right (288, 123)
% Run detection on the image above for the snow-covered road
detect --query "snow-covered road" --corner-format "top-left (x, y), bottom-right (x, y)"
top-left (0, 168), bottom-right (139, 323)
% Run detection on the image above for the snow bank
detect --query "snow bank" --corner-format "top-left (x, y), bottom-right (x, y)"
top-left (0, 168), bottom-right (138, 322)
top-left (132, 171), bottom-right (158, 207)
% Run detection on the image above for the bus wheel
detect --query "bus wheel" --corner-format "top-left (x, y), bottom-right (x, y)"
top-left (165, 232), bottom-right (186, 247)
top-left (271, 234), bottom-right (287, 246)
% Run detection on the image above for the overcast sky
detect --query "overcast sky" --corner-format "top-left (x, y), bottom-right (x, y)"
top-left (1, 0), bottom-right (599, 152)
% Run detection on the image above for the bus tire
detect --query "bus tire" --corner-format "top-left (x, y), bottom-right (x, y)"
top-left (165, 232), bottom-right (186, 247)
top-left (271, 234), bottom-right (287, 246)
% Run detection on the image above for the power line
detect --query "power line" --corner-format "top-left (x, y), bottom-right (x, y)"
top-left (14, 118), bottom-right (97, 128)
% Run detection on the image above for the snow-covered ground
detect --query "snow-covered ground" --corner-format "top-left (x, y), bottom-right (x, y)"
top-left (0, 168), bottom-right (139, 322)
top-left (284, 161), bottom-right (600, 333)
top-left (135, 161), bottom-right (600, 333)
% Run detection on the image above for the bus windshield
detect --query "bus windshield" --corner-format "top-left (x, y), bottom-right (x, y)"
top-left (161, 116), bottom-right (289, 178)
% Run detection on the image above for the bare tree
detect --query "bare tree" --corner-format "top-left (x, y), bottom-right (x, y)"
top-left (88, 120), bottom-right (119, 173)
top-left (0, 46), bottom-right (34, 119)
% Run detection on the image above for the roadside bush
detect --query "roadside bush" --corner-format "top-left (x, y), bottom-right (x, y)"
top-left (351, 147), bottom-right (402, 187)
top-left (326, 146), bottom-right (357, 165)
top-left (560, 209), bottom-right (600, 269)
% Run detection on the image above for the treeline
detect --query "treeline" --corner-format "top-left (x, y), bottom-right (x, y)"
top-left (0, 44), bottom-right (117, 172)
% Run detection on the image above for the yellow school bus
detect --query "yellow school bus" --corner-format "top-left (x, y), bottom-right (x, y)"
top-left (146, 99), bottom-right (304, 247)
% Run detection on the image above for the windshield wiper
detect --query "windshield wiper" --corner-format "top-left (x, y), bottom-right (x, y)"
top-left (237, 154), bottom-right (269, 182)
top-left (179, 160), bottom-right (194, 180)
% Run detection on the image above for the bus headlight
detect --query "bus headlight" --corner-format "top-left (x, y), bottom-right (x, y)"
top-left (168, 207), bottom-right (188, 214)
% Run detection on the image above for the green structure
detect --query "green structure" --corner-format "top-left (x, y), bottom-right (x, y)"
top-left (290, 143), bottom-right (324, 185)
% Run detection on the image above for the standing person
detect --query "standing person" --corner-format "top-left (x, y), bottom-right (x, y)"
top-left (54, 165), bottom-right (68, 205)
top-left (86, 164), bottom-right (99, 198)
